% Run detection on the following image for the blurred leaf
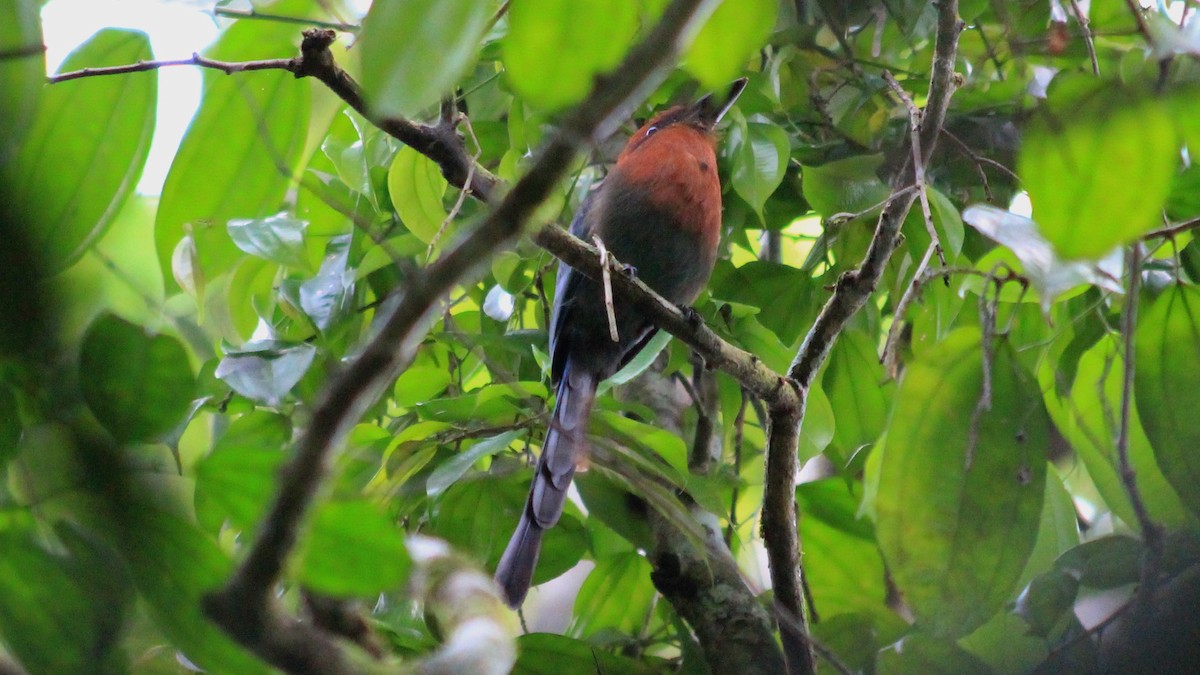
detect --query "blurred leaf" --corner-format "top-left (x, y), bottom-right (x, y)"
top-left (194, 411), bottom-right (291, 532)
top-left (503, 0), bottom-right (638, 111)
top-left (797, 480), bottom-right (888, 619)
top-left (569, 552), bottom-right (655, 638)
top-left (877, 633), bottom-right (992, 675)
top-left (80, 313), bottom-right (195, 443)
top-left (963, 204), bottom-right (1123, 311)
top-left (873, 329), bottom-right (1048, 638)
top-left (0, 0), bottom-right (43, 162)
top-left (0, 526), bottom-right (130, 674)
top-left (730, 120), bottom-right (790, 220)
top-left (155, 19), bottom-right (310, 292)
top-left (121, 508), bottom-right (268, 674)
top-left (684, 0), bottom-right (774, 90)
top-left (1054, 535), bottom-right (1142, 588)
top-left (360, 0), bottom-right (493, 117)
top-left (708, 260), bottom-right (817, 345)
top-left (9, 28), bottom-right (154, 273)
top-left (388, 146), bottom-right (449, 243)
top-left (1021, 85), bottom-right (1176, 260)
top-left (1135, 284), bottom-right (1200, 518)
top-left (426, 430), bottom-right (521, 498)
top-left (393, 365), bottom-right (454, 407)
top-left (0, 384), bottom-right (21, 468)
top-left (227, 214), bottom-right (311, 270)
top-left (1013, 569), bottom-right (1079, 638)
top-left (295, 500), bottom-right (411, 596)
top-left (214, 340), bottom-right (317, 406)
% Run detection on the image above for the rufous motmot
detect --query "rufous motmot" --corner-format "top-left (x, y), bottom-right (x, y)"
top-left (495, 79), bottom-right (747, 608)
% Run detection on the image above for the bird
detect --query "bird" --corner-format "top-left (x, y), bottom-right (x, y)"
top-left (495, 79), bottom-right (747, 608)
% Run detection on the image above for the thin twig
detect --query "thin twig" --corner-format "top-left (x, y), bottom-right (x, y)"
top-left (966, 269), bottom-right (1000, 471)
top-left (883, 71), bottom-right (945, 272)
top-left (1143, 214), bottom-right (1200, 240)
top-left (1122, 0), bottom-right (1155, 44)
top-left (49, 53), bottom-right (294, 83)
top-left (214, 6), bottom-right (360, 32)
top-left (881, 242), bottom-right (938, 376)
top-left (1117, 244), bottom-right (1165, 610)
top-left (725, 388), bottom-right (748, 547)
top-left (1069, 0), bottom-right (1101, 76)
top-left (592, 235), bottom-right (620, 342)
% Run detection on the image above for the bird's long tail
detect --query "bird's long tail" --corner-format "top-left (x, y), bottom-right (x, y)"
top-left (495, 362), bottom-right (596, 607)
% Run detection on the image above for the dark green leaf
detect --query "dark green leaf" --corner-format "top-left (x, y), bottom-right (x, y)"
top-left (1054, 535), bottom-right (1142, 588)
top-left (800, 154), bottom-right (889, 219)
top-left (360, 0), bottom-right (494, 117)
top-left (0, 527), bottom-right (130, 674)
top-left (10, 28), bottom-right (155, 273)
top-left (80, 313), bottom-right (195, 443)
top-left (798, 480), bottom-right (889, 619)
top-left (1135, 283), bottom-right (1200, 517)
top-left (1013, 569), bottom-right (1079, 637)
top-left (823, 329), bottom-right (892, 455)
top-left (155, 19), bottom-right (310, 292)
top-left (503, 0), bottom-right (638, 111)
top-left (872, 329), bottom-right (1048, 638)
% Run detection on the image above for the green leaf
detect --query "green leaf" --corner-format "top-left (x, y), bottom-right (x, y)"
top-left (684, 0), bottom-right (775, 90)
top-left (295, 500), bottom-right (411, 596)
top-left (823, 329), bottom-right (892, 455)
top-left (0, 384), bottom-right (20, 469)
top-left (194, 411), bottom-right (291, 532)
top-left (155, 19), bottom-right (310, 293)
top-left (877, 633), bottom-right (992, 675)
top-left (299, 234), bottom-right (354, 331)
top-left (1021, 85), bottom-right (1177, 260)
top-left (708, 260), bottom-right (817, 345)
top-left (568, 552), bottom-right (655, 638)
top-left (873, 328), bottom-right (1048, 638)
top-left (1013, 569), bottom-right (1079, 638)
top-left (605, 330), bottom-right (673, 387)
top-left (503, 0), bottom-right (638, 111)
top-left (9, 28), bottom-right (155, 273)
top-left (426, 430), bottom-right (521, 498)
top-left (214, 340), bottom-right (317, 406)
top-left (387, 146), bottom-right (449, 243)
top-left (1135, 283), bottom-right (1200, 517)
top-left (800, 154), bottom-right (890, 219)
top-left (513, 633), bottom-right (659, 675)
top-left (79, 313), bottom-right (195, 443)
top-left (393, 365), bottom-right (453, 407)
top-left (0, 0), bottom-right (43, 162)
top-left (121, 508), bottom-right (268, 674)
top-left (432, 473), bottom-right (587, 586)
top-left (1054, 535), bottom-right (1142, 588)
top-left (1042, 336), bottom-right (1188, 529)
top-left (0, 527), bottom-right (130, 674)
top-left (730, 120), bottom-right (790, 220)
top-left (227, 214), bottom-right (311, 270)
top-left (797, 480), bottom-right (888, 620)
top-left (359, 0), bottom-right (493, 117)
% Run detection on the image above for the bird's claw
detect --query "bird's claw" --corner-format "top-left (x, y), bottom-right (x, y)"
top-left (678, 304), bottom-right (702, 326)
top-left (621, 264), bottom-right (638, 279)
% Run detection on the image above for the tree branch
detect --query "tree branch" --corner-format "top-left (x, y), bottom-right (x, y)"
top-left (765, 2), bottom-right (963, 673)
top-left (199, 1), bottom-right (723, 669)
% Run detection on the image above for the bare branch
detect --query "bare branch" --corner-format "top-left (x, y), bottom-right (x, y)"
top-left (883, 71), bottom-right (945, 271)
top-left (1117, 244), bottom-right (1165, 610)
top-left (1069, 0), bottom-right (1101, 76)
top-left (213, 6), bottom-right (360, 32)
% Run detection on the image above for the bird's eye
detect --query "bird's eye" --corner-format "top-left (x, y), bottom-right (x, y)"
top-left (644, 125), bottom-right (658, 137)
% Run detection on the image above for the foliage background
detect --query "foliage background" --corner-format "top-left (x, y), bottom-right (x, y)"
top-left (2, 0), bottom-right (1200, 673)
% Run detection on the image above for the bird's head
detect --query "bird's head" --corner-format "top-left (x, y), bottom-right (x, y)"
top-left (618, 78), bottom-right (748, 160)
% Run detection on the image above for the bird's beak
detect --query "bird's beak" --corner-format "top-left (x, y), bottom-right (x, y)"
top-left (694, 78), bottom-right (749, 130)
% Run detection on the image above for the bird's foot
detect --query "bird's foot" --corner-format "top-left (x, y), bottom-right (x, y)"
top-left (678, 304), bottom-right (703, 326)
top-left (621, 264), bottom-right (638, 279)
